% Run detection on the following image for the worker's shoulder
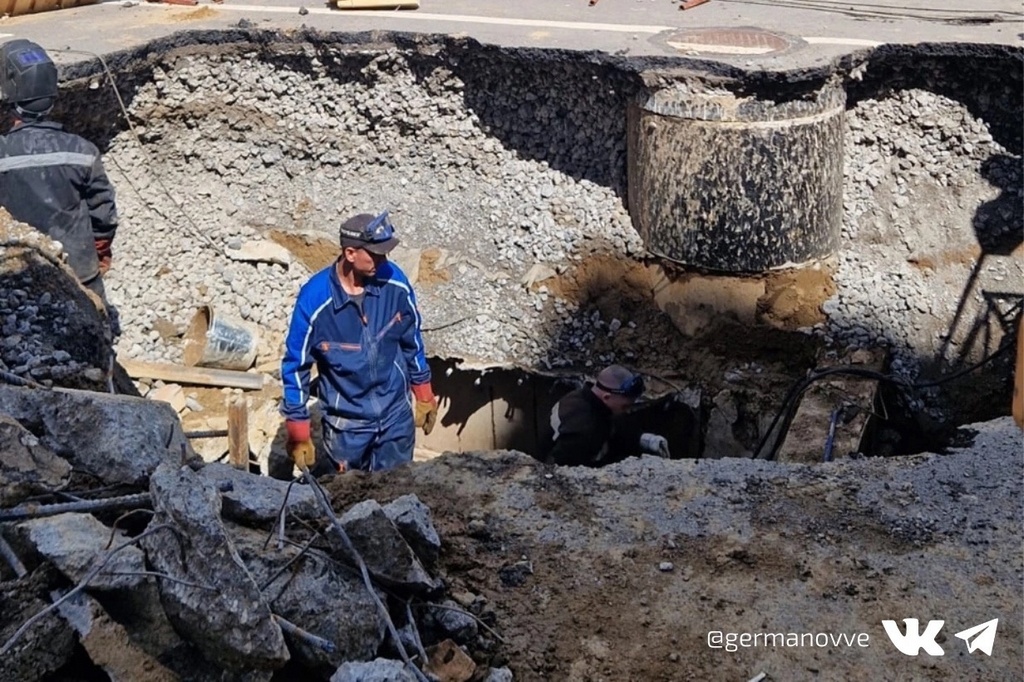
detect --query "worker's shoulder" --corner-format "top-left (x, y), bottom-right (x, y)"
top-left (554, 387), bottom-right (602, 429)
top-left (375, 261), bottom-right (414, 294)
top-left (295, 265), bottom-right (335, 308)
top-left (21, 121), bottom-right (97, 153)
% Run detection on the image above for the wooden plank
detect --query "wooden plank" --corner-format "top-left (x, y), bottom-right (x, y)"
top-left (9, 0), bottom-right (36, 17)
top-left (1014, 316), bottom-right (1023, 428)
top-left (228, 397), bottom-right (249, 470)
top-left (119, 359), bottom-right (264, 391)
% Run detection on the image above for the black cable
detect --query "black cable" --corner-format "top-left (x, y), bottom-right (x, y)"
top-left (717, 0), bottom-right (1021, 23)
top-left (754, 337), bottom-right (1016, 461)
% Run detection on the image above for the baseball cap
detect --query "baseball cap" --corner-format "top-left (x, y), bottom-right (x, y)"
top-left (339, 211), bottom-right (400, 255)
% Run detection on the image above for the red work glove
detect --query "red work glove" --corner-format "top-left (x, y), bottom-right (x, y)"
top-left (95, 239), bottom-right (113, 276)
top-left (285, 420), bottom-right (316, 469)
top-left (412, 383), bottom-right (438, 436)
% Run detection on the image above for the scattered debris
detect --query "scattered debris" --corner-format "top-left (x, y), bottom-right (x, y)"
top-left (148, 382), bottom-right (186, 413)
top-left (424, 639), bottom-right (476, 682)
top-left (0, 415), bottom-right (71, 506)
top-left (0, 383), bottom-right (197, 486)
top-left (120, 358), bottom-right (265, 390)
top-left (224, 239), bottom-right (293, 267)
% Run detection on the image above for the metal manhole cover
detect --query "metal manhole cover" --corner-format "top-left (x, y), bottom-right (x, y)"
top-left (663, 27), bottom-right (801, 56)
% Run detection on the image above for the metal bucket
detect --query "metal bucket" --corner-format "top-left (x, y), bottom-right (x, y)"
top-left (182, 306), bottom-right (259, 371)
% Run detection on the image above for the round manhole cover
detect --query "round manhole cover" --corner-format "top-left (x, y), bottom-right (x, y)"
top-left (662, 27), bottom-right (801, 56)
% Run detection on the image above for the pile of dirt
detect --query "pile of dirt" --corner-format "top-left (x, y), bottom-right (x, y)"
top-left (326, 420), bottom-right (1023, 681)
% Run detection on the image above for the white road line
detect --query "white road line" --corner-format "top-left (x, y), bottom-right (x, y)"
top-left (119, 3), bottom-right (675, 33)
top-left (112, 2), bottom-right (888, 47)
top-left (804, 36), bottom-right (882, 47)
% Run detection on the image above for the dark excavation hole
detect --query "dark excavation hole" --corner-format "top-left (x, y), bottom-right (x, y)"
top-left (43, 32), bottom-right (1022, 467)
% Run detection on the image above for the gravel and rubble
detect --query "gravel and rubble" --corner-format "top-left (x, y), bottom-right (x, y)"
top-left (0, 383), bottom-right (512, 680)
top-left (59, 38), bottom-right (1016, 435)
top-left (832, 87), bottom-right (1022, 407)
top-left (0, 212), bottom-right (115, 392)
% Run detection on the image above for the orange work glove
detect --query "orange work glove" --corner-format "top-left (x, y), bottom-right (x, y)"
top-left (95, 239), bottom-right (113, 276)
top-left (411, 383), bottom-right (438, 436)
top-left (285, 420), bottom-right (316, 469)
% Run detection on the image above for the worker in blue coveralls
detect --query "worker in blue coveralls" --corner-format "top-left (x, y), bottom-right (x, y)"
top-left (280, 211), bottom-right (438, 474)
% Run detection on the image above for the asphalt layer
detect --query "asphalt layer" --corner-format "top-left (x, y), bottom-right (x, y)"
top-left (1, 0), bottom-right (1021, 72)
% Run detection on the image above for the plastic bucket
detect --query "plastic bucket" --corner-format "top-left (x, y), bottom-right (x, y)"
top-left (182, 306), bottom-right (259, 371)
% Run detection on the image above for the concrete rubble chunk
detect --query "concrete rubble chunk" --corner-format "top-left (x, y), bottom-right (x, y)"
top-left (224, 239), bottom-right (293, 266)
top-left (0, 385), bottom-right (198, 487)
top-left (199, 463), bottom-right (317, 525)
top-left (339, 499), bottom-right (439, 593)
top-left (382, 494), bottom-right (442, 567)
top-left (388, 245), bottom-right (422, 285)
top-left (424, 639), bottom-right (475, 682)
top-left (0, 211), bottom-right (114, 393)
top-left (141, 464), bottom-right (289, 672)
top-left (0, 589), bottom-right (76, 682)
top-left (0, 414), bottom-right (71, 507)
top-left (330, 658), bottom-right (419, 682)
top-left (20, 513), bottom-right (146, 591)
top-left (484, 667), bottom-right (514, 682)
top-left (54, 590), bottom-right (178, 682)
top-left (422, 600), bottom-right (478, 643)
top-left (521, 262), bottom-right (557, 289)
top-left (229, 523), bottom-right (386, 676)
top-left (147, 383), bottom-right (186, 414)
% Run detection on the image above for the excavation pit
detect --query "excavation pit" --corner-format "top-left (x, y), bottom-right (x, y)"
top-left (1, 25), bottom-right (1021, 682)
top-left (47, 30), bottom-right (1020, 465)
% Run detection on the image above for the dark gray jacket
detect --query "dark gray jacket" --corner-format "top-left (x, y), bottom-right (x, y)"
top-left (0, 120), bottom-right (118, 282)
top-left (546, 384), bottom-right (640, 467)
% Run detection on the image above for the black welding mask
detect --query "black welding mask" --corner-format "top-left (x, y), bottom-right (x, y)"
top-left (0, 40), bottom-right (57, 116)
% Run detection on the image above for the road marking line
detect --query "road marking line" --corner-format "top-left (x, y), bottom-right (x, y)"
top-left (117, 3), bottom-right (675, 33)
top-left (804, 36), bottom-right (882, 47)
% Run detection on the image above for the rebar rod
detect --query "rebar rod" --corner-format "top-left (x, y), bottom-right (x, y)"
top-left (0, 493), bottom-right (151, 523)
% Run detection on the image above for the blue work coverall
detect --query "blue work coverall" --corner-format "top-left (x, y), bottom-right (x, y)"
top-left (280, 261), bottom-right (431, 472)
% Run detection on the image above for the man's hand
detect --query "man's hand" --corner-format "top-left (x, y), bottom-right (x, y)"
top-left (95, 239), bottom-right (113, 276)
top-left (639, 433), bottom-right (670, 458)
top-left (285, 420), bottom-right (316, 469)
top-left (412, 383), bottom-right (438, 436)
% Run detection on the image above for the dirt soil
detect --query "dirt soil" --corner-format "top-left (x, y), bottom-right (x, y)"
top-left (324, 424), bottom-right (1023, 682)
top-left (541, 253), bottom-right (826, 398)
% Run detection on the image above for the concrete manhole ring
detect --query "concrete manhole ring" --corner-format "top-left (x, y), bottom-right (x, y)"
top-left (660, 26), bottom-right (803, 56)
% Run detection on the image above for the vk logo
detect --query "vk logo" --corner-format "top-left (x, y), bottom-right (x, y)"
top-left (882, 618), bottom-right (999, 657)
top-left (955, 619), bottom-right (998, 656)
top-left (882, 619), bottom-right (945, 656)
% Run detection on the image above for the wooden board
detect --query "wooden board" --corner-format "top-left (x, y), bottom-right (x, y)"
top-left (119, 359), bottom-right (265, 391)
top-left (334, 0), bottom-right (419, 8)
top-left (228, 397), bottom-right (250, 469)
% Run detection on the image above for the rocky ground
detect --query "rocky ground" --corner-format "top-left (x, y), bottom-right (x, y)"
top-left (65, 38), bottom-right (1017, 433)
top-left (325, 415), bottom-right (1024, 681)
top-left (0, 34), bottom-right (1021, 682)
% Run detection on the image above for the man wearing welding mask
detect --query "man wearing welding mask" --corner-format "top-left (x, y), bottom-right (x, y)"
top-left (0, 40), bottom-right (120, 331)
top-left (546, 364), bottom-right (670, 467)
top-left (280, 211), bottom-right (438, 474)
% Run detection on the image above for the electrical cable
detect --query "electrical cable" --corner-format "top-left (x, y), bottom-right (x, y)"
top-left (754, 335), bottom-right (1017, 462)
top-left (716, 0), bottom-right (1022, 23)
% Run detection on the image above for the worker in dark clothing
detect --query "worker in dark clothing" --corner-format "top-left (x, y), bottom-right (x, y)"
top-left (547, 364), bottom-right (670, 467)
top-left (0, 39), bottom-right (120, 328)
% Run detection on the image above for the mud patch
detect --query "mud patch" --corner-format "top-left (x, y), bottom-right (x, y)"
top-left (418, 248), bottom-right (452, 286)
top-left (170, 7), bottom-right (218, 22)
top-left (758, 265), bottom-right (836, 329)
top-left (268, 230), bottom-right (337, 273)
